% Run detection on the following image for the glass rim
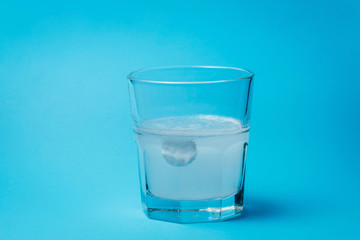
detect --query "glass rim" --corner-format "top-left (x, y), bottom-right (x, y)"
top-left (127, 66), bottom-right (254, 84)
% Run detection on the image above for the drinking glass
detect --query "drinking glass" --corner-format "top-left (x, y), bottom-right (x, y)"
top-left (128, 66), bottom-right (254, 223)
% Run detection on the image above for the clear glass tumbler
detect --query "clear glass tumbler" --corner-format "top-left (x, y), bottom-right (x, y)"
top-left (128, 66), bottom-right (254, 223)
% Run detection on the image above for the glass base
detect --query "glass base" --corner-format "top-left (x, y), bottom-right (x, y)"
top-left (142, 190), bottom-right (244, 223)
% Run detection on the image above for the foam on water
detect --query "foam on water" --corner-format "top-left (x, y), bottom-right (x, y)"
top-left (134, 115), bottom-right (247, 137)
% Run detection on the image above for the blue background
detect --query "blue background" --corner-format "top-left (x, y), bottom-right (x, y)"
top-left (1, 0), bottom-right (359, 239)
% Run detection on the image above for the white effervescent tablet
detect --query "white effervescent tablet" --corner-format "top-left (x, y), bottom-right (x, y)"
top-left (161, 139), bottom-right (197, 166)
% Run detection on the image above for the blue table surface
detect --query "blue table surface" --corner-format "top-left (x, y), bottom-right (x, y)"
top-left (1, 1), bottom-right (359, 239)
